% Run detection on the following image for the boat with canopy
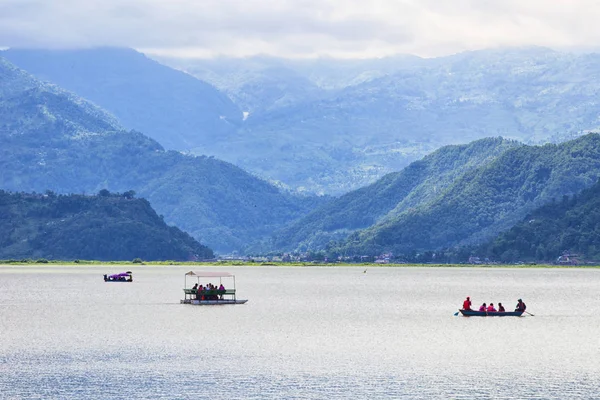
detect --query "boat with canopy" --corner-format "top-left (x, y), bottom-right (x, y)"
top-left (180, 271), bottom-right (248, 305)
top-left (103, 271), bottom-right (133, 282)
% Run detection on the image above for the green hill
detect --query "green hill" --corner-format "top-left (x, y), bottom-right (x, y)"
top-left (476, 180), bottom-right (600, 263)
top-left (332, 134), bottom-right (600, 256)
top-left (2, 48), bottom-right (242, 151)
top-left (0, 190), bottom-right (213, 261)
top-left (0, 57), bottom-right (322, 253)
top-left (267, 137), bottom-right (521, 252)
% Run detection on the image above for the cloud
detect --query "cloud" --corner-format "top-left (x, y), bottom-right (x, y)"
top-left (0, 0), bottom-right (599, 58)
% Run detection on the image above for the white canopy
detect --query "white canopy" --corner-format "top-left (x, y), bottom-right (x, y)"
top-left (185, 271), bottom-right (233, 277)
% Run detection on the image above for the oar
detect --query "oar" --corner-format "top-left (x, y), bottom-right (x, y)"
top-left (525, 311), bottom-right (535, 316)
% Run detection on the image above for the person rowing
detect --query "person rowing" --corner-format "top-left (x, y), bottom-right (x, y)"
top-left (515, 299), bottom-right (527, 312)
top-left (462, 296), bottom-right (472, 311)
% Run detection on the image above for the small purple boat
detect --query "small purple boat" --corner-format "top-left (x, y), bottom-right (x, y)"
top-left (103, 272), bottom-right (133, 282)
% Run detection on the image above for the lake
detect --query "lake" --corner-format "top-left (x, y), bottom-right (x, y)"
top-left (1, 265), bottom-right (599, 399)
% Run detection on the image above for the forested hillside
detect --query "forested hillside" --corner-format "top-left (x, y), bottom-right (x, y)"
top-left (476, 180), bottom-right (600, 263)
top-left (330, 134), bottom-right (600, 256)
top-left (266, 137), bottom-right (521, 252)
top-left (0, 57), bottom-right (323, 253)
top-left (0, 191), bottom-right (213, 261)
top-left (1, 48), bottom-right (242, 150)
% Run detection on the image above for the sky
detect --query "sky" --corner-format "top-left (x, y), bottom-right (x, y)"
top-left (0, 0), bottom-right (599, 59)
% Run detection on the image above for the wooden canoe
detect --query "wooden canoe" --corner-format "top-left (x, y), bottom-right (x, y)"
top-left (459, 309), bottom-right (524, 317)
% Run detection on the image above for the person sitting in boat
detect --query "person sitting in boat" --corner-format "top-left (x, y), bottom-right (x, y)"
top-left (487, 303), bottom-right (497, 312)
top-left (478, 303), bottom-right (487, 312)
top-left (498, 303), bottom-right (506, 312)
top-left (206, 283), bottom-right (215, 300)
top-left (218, 284), bottom-right (225, 299)
top-left (515, 299), bottom-right (526, 312)
top-left (192, 283), bottom-right (198, 291)
top-left (204, 282), bottom-right (212, 300)
top-left (196, 285), bottom-right (204, 300)
top-left (462, 296), bottom-right (472, 311)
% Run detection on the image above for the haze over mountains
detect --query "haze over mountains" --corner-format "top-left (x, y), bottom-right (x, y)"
top-left (162, 47), bottom-right (600, 193)
top-left (6, 47), bottom-right (600, 195)
top-left (0, 57), bottom-right (321, 253)
top-left (2, 48), bottom-right (242, 151)
top-left (3, 46), bottom-right (600, 261)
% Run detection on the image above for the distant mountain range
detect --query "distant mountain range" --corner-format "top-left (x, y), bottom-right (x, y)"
top-left (6, 47), bottom-right (600, 194)
top-left (158, 54), bottom-right (423, 113)
top-left (4, 48), bottom-right (600, 260)
top-left (1, 48), bottom-right (242, 151)
top-left (0, 190), bottom-right (213, 261)
top-left (0, 56), bottom-right (324, 253)
top-left (162, 47), bottom-right (600, 193)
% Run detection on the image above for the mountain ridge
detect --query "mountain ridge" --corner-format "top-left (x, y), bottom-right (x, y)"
top-left (0, 190), bottom-right (213, 261)
top-left (0, 56), bottom-right (324, 253)
top-left (266, 137), bottom-right (522, 252)
top-left (1, 47), bottom-right (242, 151)
top-left (336, 133), bottom-right (600, 256)
top-left (475, 178), bottom-right (600, 263)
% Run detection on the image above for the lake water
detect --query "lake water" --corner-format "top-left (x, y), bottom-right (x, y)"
top-left (1, 265), bottom-right (599, 399)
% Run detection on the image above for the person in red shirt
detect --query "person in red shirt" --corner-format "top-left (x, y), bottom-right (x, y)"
top-left (487, 303), bottom-right (497, 312)
top-left (462, 296), bottom-right (472, 310)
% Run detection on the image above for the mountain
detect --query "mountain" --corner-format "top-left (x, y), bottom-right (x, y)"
top-left (9, 47), bottom-right (600, 195)
top-left (159, 56), bottom-right (324, 114)
top-left (476, 180), bottom-right (600, 263)
top-left (158, 54), bottom-right (424, 113)
top-left (266, 137), bottom-right (521, 252)
top-left (161, 48), bottom-right (600, 194)
top-left (0, 56), bottom-right (323, 253)
top-left (333, 133), bottom-right (600, 256)
top-left (0, 190), bottom-right (213, 261)
top-left (1, 47), bottom-right (242, 151)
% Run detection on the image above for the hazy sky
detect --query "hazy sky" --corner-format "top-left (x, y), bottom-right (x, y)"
top-left (0, 0), bottom-right (598, 58)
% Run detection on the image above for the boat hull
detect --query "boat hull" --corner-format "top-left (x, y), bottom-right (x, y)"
top-left (459, 309), bottom-right (523, 317)
top-left (181, 299), bottom-right (248, 305)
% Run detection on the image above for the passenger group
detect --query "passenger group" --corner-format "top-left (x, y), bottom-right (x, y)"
top-left (191, 282), bottom-right (226, 300)
top-left (462, 296), bottom-right (525, 313)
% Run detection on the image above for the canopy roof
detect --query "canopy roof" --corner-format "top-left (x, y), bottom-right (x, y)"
top-left (185, 271), bottom-right (233, 277)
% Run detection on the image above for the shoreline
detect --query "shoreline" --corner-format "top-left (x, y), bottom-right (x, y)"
top-left (0, 260), bottom-right (598, 268)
